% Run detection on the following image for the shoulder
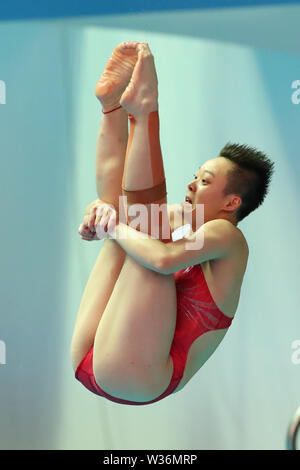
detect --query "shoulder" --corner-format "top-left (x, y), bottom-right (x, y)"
top-left (209, 221), bottom-right (249, 280)
top-left (196, 218), bottom-right (239, 239)
top-left (205, 218), bottom-right (246, 240)
top-left (202, 220), bottom-right (249, 278)
top-left (219, 220), bottom-right (249, 267)
top-left (198, 219), bottom-right (249, 258)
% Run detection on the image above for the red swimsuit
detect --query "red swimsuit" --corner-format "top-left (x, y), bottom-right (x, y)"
top-left (75, 263), bottom-right (233, 405)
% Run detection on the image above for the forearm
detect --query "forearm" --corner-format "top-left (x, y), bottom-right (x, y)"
top-left (112, 222), bottom-right (168, 274)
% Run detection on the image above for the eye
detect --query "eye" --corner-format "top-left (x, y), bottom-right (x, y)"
top-left (194, 174), bottom-right (208, 183)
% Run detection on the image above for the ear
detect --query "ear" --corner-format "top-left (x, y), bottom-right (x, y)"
top-left (225, 195), bottom-right (242, 212)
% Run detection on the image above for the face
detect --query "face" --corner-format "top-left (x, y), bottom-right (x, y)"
top-left (184, 157), bottom-right (241, 227)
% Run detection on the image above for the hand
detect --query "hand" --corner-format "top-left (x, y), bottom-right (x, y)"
top-left (94, 203), bottom-right (118, 239)
top-left (78, 222), bottom-right (98, 242)
top-left (78, 198), bottom-right (111, 241)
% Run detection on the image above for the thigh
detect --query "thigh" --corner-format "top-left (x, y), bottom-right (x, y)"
top-left (70, 239), bottom-right (126, 372)
top-left (92, 254), bottom-right (177, 394)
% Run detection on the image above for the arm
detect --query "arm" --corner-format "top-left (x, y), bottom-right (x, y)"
top-left (80, 201), bottom-right (181, 242)
top-left (113, 218), bottom-right (243, 275)
top-left (160, 218), bottom-right (244, 274)
top-left (113, 222), bottom-right (167, 273)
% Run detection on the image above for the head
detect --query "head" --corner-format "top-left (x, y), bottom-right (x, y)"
top-left (185, 142), bottom-right (275, 228)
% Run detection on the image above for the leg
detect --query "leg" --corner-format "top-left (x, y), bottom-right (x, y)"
top-left (92, 44), bottom-right (177, 402)
top-left (70, 42), bottom-right (139, 371)
top-left (121, 43), bottom-right (172, 242)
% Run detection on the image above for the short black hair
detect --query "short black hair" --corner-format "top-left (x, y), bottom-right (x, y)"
top-left (218, 142), bottom-right (275, 223)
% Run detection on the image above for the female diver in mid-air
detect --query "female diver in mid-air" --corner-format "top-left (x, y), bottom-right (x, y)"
top-left (71, 41), bottom-right (274, 405)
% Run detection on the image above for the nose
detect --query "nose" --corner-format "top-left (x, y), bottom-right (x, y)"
top-left (188, 182), bottom-right (196, 193)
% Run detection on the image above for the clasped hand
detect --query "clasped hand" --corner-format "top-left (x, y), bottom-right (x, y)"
top-left (78, 199), bottom-right (118, 241)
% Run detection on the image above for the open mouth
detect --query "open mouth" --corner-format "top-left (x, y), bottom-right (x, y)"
top-left (185, 196), bottom-right (193, 204)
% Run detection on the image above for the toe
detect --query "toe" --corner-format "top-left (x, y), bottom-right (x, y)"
top-left (137, 42), bottom-right (152, 59)
top-left (124, 41), bottom-right (139, 48)
top-left (120, 41), bottom-right (139, 52)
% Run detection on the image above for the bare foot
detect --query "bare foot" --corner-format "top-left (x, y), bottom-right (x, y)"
top-left (95, 41), bottom-right (139, 112)
top-left (119, 42), bottom-right (159, 118)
